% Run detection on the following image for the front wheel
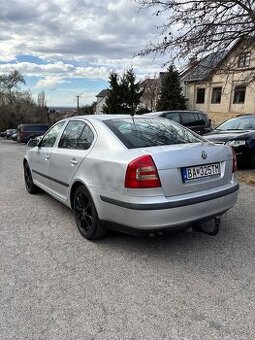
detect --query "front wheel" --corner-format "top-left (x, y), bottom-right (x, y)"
top-left (73, 186), bottom-right (106, 240)
top-left (24, 162), bottom-right (40, 194)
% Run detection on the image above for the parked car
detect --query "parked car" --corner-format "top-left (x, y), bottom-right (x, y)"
top-left (11, 131), bottom-right (19, 141)
top-left (17, 124), bottom-right (49, 143)
top-left (23, 115), bottom-right (239, 240)
top-left (144, 110), bottom-right (212, 135)
top-left (205, 114), bottom-right (255, 167)
top-left (3, 128), bottom-right (18, 139)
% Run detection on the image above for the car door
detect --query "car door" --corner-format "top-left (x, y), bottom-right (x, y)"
top-left (48, 120), bottom-right (95, 200)
top-left (30, 121), bottom-right (66, 189)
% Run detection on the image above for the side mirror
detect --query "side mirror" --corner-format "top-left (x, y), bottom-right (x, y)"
top-left (27, 138), bottom-right (40, 147)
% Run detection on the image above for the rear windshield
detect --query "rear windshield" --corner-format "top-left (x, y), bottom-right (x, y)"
top-left (104, 118), bottom-right (203, 149)
top-left (22, 125), bottom-right (49, 132)
top-left (216, 116), bottom-right (255, 130)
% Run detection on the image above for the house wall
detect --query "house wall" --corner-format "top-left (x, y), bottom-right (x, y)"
top-left (185, 44), bottom-right (255, 115)
top-left (96, 97), bottom-right (106, 114)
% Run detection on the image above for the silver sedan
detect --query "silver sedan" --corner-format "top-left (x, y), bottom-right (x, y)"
top-left (23, 115), bottom-right (239, 239)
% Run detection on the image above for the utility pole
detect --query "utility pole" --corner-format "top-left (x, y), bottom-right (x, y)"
top-left (76, 95), bottom-right (80, 113)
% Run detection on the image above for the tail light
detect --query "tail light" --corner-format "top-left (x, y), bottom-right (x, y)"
top-left (231, 147), bottom-right (237, 173)
top-left (125, 155), bottom-right (161, 188)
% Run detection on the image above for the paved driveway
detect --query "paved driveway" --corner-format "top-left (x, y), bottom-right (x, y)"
top-left (0, 139), bottom-right (255, 340)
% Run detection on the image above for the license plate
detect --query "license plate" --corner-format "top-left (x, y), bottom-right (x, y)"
top-left (181, 162), bottom-right (221, 182)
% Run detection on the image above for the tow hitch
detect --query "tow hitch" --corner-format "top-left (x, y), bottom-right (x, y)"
top-left (192, 216), bottom-right (221, 236)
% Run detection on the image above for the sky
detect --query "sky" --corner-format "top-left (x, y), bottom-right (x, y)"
top-left (0, 0), bottom-right (169, 107)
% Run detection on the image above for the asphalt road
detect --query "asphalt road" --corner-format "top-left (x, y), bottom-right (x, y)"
top-left (0, 139), bottom-right (255, 340)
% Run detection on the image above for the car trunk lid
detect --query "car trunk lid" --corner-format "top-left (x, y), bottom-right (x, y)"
top-left (148, 142), bottom-right (233, 197)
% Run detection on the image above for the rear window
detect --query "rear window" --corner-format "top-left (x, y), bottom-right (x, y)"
top-left (217, 116), bottom-right (255, 130)
top-left (104, 118), bottom-right (203, 149)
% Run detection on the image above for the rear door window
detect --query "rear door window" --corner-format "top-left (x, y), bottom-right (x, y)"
top-left (58, 121), bottom-right (94, 150)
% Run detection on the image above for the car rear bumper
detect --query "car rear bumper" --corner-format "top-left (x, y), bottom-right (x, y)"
top-left (98, 183), bottom-right (239, 231)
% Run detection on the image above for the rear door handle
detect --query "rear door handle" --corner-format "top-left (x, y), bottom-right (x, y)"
top-left (70, 158), bottom-right (78, 165)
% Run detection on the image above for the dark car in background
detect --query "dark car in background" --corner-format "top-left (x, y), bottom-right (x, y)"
top-left (17, 124), bottom-right (49, 143)
top-left (1, 128), bottom-right (18, 139)
top-left (205, 114), bottom-right (255, 167)
top-left (145, 110), bottom-right (212, 135)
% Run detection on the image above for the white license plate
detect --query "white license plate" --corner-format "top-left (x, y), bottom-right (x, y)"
top-left (182, 163), bottom-right (221, 182)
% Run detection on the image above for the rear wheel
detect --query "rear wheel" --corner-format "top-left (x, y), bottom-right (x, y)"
top-left (24, 162), bottom-right (40, 194)
top-left (73, 185), bottom-right (106, 240)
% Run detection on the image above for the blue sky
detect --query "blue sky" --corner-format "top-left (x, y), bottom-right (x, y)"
top-left (0, 0), bottom-right (169, 107)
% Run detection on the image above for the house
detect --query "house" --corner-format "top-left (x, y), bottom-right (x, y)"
top-left (138, 78), bottom-right (160, 112)
top-left (95, 78), bottom-right (159, 114)
top-left (181, 38), bottom-right (255, 115)
top-left (95, 89), bottom-right (109, 114)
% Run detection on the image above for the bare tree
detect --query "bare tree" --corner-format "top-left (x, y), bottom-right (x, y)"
top-left (135, 0), bottom-right (255, 68)
top-left (139, 74), bottom-right (160, 112)
top-left (37, 90), bottom-right (49, 123)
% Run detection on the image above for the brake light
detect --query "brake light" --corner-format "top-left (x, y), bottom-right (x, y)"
top-left (232, 147), bottom-right (237, 173)
top-left (125, 155), bottom-right (161, 188)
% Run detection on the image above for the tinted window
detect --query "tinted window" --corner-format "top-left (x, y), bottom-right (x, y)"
top-left (104, 118), bottom-right (202, 149)
top-left (165, 112), bottom-right (180, 123)
top-left (58, 121), bottom-right (94, 150)
top-left (197, 113), bottom-right (208, 126)
top-left (181, 113), bottom-right (197, 126)
top-left (40, 122), bottom-right (65, 148)
top-left (23, 125), bottom-right (49, 132)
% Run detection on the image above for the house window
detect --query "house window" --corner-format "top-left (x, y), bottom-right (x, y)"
top-left (238, 52), bottom-right (251, 68)
top-left (211, 87), bottom-right (222, 104)
top-left (233, 86), bottom-right (246, 104)
top-left (196, 88), bottom-right (205, 104)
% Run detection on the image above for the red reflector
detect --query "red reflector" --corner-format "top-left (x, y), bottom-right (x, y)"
top-left (125, 155), bottom-right (161, 188)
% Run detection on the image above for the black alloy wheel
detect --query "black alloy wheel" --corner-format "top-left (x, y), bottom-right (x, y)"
top-left (24, 162), bottom-right (39, 194)
top-left (74, 186), bottom-right (105, 240)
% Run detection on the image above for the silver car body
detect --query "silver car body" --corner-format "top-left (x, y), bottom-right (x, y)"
top-left (24, 115), bottom-right (239, 232)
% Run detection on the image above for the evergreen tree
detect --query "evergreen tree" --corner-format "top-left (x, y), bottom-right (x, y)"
top-left (156, 65), bottom-right (186, 111)
top-left (103, 68), bottom-right (143, 115)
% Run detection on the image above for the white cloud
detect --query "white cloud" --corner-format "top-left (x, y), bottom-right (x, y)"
top-left (35, 76), bottom-right (70, 89)
top-left (0, 0), bottom-right (168, 105)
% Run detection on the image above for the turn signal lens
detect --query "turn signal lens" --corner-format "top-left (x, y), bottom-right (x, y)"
top-left (125, 155), bottom-right (161, 188)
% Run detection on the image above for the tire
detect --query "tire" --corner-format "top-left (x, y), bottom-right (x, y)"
top-left (73, 185), bottom-right (106, 240)
top-left (24, 162), bottom-right (40, 194)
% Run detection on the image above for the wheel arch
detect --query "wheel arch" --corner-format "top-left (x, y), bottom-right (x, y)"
top-left (70, 180), bottom-right (91, 210)
top-left (23, 158), bottom-right (28, 166)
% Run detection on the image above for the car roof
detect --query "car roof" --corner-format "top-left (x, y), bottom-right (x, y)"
top-left (144, 110), bottom-right (206, 116)
top-left (234, 114), bottom-right (255, 118)
top-left (64, 114), bottom-right (165, 122)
